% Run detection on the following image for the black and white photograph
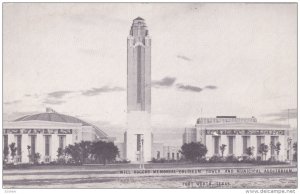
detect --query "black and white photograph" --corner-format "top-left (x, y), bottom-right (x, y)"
top-left (2, 2), bottom-right (298, 191)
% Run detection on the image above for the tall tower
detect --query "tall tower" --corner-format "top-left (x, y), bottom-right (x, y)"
top-left (125, 17), bottom-right (152, 162)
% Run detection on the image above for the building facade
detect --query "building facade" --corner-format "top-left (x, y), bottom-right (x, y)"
top-left (183, 116), bottom-right (293, 161)
top-left (3, 108), bottom-right (114, 164)
top-left (125, 17), bottom-right (152, 162)
top-left (182, 128), bottom-right (197, 144)
top-left (152, 143), bottom-right (182, 161)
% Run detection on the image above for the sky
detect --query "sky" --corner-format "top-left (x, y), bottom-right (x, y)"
top-left (3, 3), bottom-right (297, 146)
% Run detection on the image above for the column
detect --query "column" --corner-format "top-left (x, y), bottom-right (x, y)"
top-left (206, 135), bottom-right (213, 157)
top-left (51, 134), bottom-right (59, 161)
top-left (232, 136), bottom-right (236, 156)
top-left (21, 134), bottom-right (28, 163)
top-left (250, 135), bottom-right (256, 157)
top-left (278, 135), bottom-right (285, 161)
top-left (36, 134), bottom-right (44, 162)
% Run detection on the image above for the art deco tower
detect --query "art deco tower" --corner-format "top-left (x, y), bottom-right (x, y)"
top-left (125, 17), bottom-right (152, 162)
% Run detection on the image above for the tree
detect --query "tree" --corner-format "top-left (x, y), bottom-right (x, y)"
top-left (78, 141), bottom-right (92, 163)
top-left (57, 147), bottom-right (64, 158)
top-left (91, 141), bottom-right (119, 165)
top-left (57, 147), bottom-right (66, 164)
top-left (65, 141), bottom-right (92, 164)
top-left (220, 144), bottom-right (227, 157)
top-left (180, 142), bottom-right (208, 162)
top-left (274, 142), bottom-right (281, 161)
top-left (64, 144), bottom-right (80, 164)
top-left (9, 143), bottom-right (17, 162)
top-left (246, 146), bottom-right (255, 157)
top-left (293, 142), bottom-right (297, 162)
top-left (258, 143), bottom-right (269, 161)
top-left (34, 153), bottom-right (41, 164)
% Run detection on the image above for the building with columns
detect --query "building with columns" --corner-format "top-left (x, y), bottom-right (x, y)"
top-left (183, 116), bottom-right (293, 161)
top-left (3, 108), bottom-right (114, 164)
top-left (125, 17), bottom-right (152, 162)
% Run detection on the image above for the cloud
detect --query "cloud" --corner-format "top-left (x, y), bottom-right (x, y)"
top-left (82, 86), bottom-right (125, 96)
top-left (177, 55), bottom-right (191, 61)
top-left (48, 91), bottom-right (74, 99)
top-left (43, 99), bottom-right (66, 105)
top-left (4, 100), bottom-right (21, 105)
top-left (262, 109), bottom-right (297, 121)
top-left (205, 85), bottom-right (217, 90)
top-left (24, 93), bottom-right (40, 98)
top-left (152, 77), bottom-right (176, 88)
top-left (3, 111), bottom-right (39, 121)
top-left (176, 84), bottom-right (202, 92)
top-left (78, 48), bottom-right (100, 55)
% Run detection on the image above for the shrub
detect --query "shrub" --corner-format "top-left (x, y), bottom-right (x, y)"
top-left (115, 159), bottom-right (130, 164)
top-left (151, 158), bottom-right (166, 163)
top-left (209, 155), bottom-right (224, 163)
top-left (256, 156), bottom-right (262, 161)
top-left (225, 155), bottom-right (239, 163)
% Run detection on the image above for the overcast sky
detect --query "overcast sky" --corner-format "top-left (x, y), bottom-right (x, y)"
top-left (3, 3), bottom-right (297, 146)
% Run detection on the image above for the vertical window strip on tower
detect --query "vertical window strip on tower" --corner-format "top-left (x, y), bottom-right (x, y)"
top-left (137, 46), bottom-right (142, 104)
top-left (137, 134), bottom-right (141, 151)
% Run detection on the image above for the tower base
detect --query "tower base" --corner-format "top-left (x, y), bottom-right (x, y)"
top-left (125, 111), bottom-right (152, 163)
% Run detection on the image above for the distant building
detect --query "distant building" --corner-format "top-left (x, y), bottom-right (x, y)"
top-left (3, 108), bottom-right (115, 164)
top-left (182, 128), bottom-right (197, 144)
top-left (163, 146), bottom-right (182, 160)
top-left (151, 143), bottom-right (182, 161)
top-left (182, 116), bottom-right (293, 161)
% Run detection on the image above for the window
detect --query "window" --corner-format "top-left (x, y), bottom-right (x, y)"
top-left (177, 153), bottom-right (180, 160)
top-left (214, 136), bottom-right (220, 154)
top-left (172, 153), bottom-right (175, 160)
top-left (256, 136), bottom-right (264, 154)
top-left (242, 136), bottom-right (250, 154)
top-left (59, 135), bottom-right (65, 149)
top-left (3, 135), bottom-right (8, 149)
top-left (16, 135), bottom-right (22, 156)
top-left (270, 136), bottom-right (279, 156)
top-left (30, 136), bottom-right (36, 161)
top-left (228, 136), bottom-right (234, 155)
top-left (45, 136), bottom-right (51, 156)
top-left (136, 134), bottom-right (141, 151)
top-left (137, 45), bottom-right (142, 104)
top-left (167, 152), bottom-right (170, 160)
